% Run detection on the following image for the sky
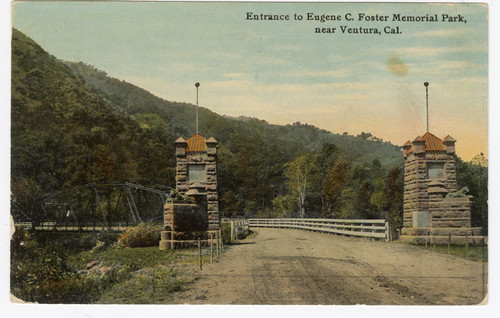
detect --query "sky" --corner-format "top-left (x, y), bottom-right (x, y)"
top-left (11, 1), bottom-right (488, 161)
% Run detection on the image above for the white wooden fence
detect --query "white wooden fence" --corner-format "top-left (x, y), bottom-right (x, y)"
top-left (249, 218), bottom-right (390, 240)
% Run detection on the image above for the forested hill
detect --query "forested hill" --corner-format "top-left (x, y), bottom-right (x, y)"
top-left (63, 61), bottom-right (402, 168)
top-left (11, 28), bottom-right (403, 221)
top-left (11, 28), bottom-right (177, 219)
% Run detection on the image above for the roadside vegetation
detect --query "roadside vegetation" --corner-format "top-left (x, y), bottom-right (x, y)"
top-left (10, 225), bottom-right (207, 304)
top-left (434, 244), bottom-right (488, 262)
top-left (403, 240), bottom-right (488, 262)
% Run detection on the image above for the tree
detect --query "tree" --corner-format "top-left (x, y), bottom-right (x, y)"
top-left (357, 132), bottom-right (373, 140)
top-left (355, 180), bottom-right (373, 218)
top-left (271, 194), bottom-right (296, 218)
top-left (315, 142), bottom-right (341, 173)
top-left (220, 190), bottom-right (244, 218)
top-left (11, 178), bottom-right (44, 222)
top-left (323, 159), bottom-right (351, 215)
top-left (305, 143), bottom-right (341, 216)
top-left (471, 152), bottom-right (488, 167)
top-left (338, 188), bottom-right (359, 219)
top-left (456, 155), bottom-right (488, 234)
top-left (370, 176), bottom-right (387, 218)
top-left (285, 154), bottom-right (316, 218)
top-left (385, 167), bottom-right (403, 238)
top-left (350, 164), bottom-right (369, 186)
top-left (244, 201), bottom-right (259, 218)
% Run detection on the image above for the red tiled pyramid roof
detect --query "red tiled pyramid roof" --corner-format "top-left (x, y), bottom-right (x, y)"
top-left (404, 132), bottom-right (446, 155)
top-left (186, 133), bottom-right (207, 152)
top-left (421, 132), bottom-right (444, 151)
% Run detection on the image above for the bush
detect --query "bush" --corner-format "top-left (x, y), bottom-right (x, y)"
top-left (10, 228), bottom-right (92, 303)
top-left (10, 226), bottom-right (164, 303)
top-left (12, 251), bottom-right (132, 303)
top-left (91, 230), bottom-right (120, 252)
top-left (11, 228), bottom-right (38, 262)
top-left (11, 239), bottom-right (77, 303)
top-left (221, 221), bottom-right (231, 243)
top-left (220, 221), bottom-right (250, 243)
top-left (117, 223), bottom-right (162, 248)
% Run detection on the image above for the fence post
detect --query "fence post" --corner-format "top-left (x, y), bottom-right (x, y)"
top-left (151, 267), bottom-right (156, 303)
top-left (448, 233), bottom-right (451, 254)
top-left (220, 229), bottom-right (224, 252)
top-left (230, 221), bottom-right (235, 242)
top-left (198, 237), bottom-right (202, 270)
top-left (465, 233), bottom-right (469, 253)
top-left (210, 232), bottom-right (213, 264)
top-left (216, 231), bottom-right (220, 259)
top-left (385, 221), bottom-right (390, 241)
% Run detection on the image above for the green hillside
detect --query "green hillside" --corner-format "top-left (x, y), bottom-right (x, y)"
top-left (11, 29), bottom-right (176, 221)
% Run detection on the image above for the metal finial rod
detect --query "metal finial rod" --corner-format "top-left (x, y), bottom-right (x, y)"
top-left (195, 82), bottom-right (200, 134)
top-left (424, 82), bottom-right (429, 132)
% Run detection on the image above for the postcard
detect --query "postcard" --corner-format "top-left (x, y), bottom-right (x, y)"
top-left (8, 0), bottom-right (489, 309)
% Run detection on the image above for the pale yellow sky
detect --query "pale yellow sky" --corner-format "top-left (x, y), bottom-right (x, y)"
top-left (12, 1), bottom-right (488, 161)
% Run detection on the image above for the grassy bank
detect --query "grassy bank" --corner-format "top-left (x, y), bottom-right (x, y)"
top-left (426, 244), bottom-right (488, 262)
top-left (67, 246), bottom-right (207, 304)
top-left (401, 240), bottom-right (488, 262)
top-left (10, 228), bottom-right (219, 304)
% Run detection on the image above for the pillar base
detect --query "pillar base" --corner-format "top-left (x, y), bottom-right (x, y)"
top-left (400, 227), bottom-right (483, 245)
top-left (158, 230), bottom-right (221, 250)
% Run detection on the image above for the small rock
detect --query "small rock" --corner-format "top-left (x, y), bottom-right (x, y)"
top-left (85, 260), bottom-right (99, 270)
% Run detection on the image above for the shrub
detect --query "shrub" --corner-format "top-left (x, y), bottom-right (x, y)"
top-left (96, 230), bottom-right (119, 245)
top-left (11, 228), bottom-right (38, 262)
top-left (220, 221), bottom-right (231, 243)
top-left (10, 227), bottom-right (160, 303)
top-left (117, 223), bottom-right (162, 248)
top-left (91, 230), bottom-right (119, 252)
top-left (10, 241), bottom-right (77, 303)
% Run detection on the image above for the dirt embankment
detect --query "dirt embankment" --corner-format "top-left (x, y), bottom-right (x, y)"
top-left (170, 228), bottom-right (487, 305)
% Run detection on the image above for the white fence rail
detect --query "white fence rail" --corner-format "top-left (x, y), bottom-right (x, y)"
top-left (249, 218), bottom-right (390, 240)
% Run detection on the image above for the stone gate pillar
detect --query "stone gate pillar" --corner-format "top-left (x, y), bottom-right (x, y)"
top-left (401, 132), bottom-right (482, 244)
top-left (175, 133), bottom-right (219, 230)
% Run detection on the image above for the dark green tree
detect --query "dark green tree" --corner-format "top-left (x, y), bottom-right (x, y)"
top-left (385, 167), bottom-right (403, 239)
top-left (219, 190), bottom-right (244, 218)
top-left (322, 158), bottom-right (351, 216)
top-left (456, 155), bottom-right (488, 234)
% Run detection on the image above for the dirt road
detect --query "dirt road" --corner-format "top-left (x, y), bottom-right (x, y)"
top-left (170, 228), bottom-right (487, 305)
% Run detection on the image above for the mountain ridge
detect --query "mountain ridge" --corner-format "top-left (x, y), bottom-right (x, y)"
top-left (63, 60), bottom-right (403, 168)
